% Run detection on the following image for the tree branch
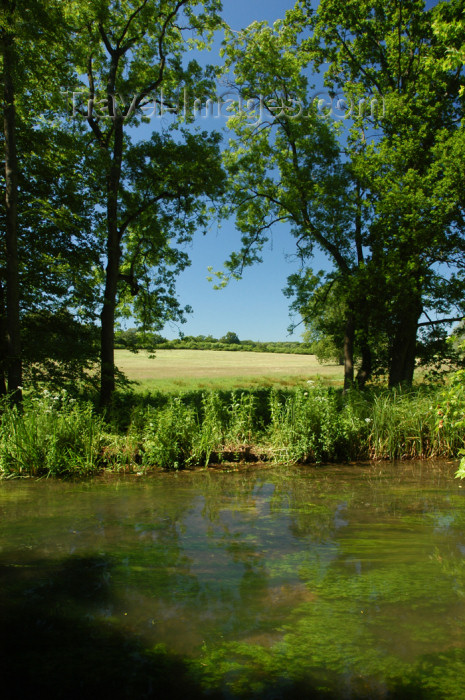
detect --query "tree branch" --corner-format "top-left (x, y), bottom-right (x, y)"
top-left (131, 0), bottom-right (190, 111)
top-left (417, 316), bottom-right (464, 327)
top-left (98, 23), bottom-right (114, 56)
top-left (118, 190), bottom-right (182, 241)
top-left (117, 0), bottom-right (150, 50)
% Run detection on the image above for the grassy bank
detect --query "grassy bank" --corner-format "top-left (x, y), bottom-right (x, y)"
top-left (0, 382), bottom-right (463, 479)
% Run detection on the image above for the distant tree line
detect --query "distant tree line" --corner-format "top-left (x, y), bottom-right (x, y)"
top-left (115, 329), bottom-right (315, 355)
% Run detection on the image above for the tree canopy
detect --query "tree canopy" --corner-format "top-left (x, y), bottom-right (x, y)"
top-left (218, 0), bottom-right (465, 387)
top-left (2, 0), bottom-right (226, 404)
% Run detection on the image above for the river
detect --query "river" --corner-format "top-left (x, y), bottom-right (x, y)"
top-left (1, 461), bottom-right (464, 698)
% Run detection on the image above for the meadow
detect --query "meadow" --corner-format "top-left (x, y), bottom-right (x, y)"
top-left (114, 348), bottom-right (344, 392)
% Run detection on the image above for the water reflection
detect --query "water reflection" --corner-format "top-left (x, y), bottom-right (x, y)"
top-left (1, 462), bottom-right (465, 698)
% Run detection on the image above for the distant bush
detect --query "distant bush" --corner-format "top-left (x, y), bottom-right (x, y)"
top-left (220, 331), bottom-right (241, 345)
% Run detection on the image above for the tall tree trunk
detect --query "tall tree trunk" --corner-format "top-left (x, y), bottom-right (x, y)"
top-left (343, 315), bottom-right (355, 391)
top-left (388, 299), bottom-right (422, 387)
top-left (356, 333), bottom-right (372, 389)
top-left (99, 118), bottom-right (124, 407)
top-left (1, 15), bottom-right (22, 406)
top-left (0, 282), bottom-right (8, 395)
top-left (354, 178), bottom-right (372, 390)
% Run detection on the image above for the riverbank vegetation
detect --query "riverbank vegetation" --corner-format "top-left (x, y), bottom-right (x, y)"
top-left (1, 379), bottom-right (463, 479)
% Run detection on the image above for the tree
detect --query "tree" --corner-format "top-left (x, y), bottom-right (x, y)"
top-left (430, 0), bottom-right (465, 74)
top-left (220, 331), bottom-right (240, 344)
top-left (1, 0), bottom-right (99, 400)
top-left (218, 17), bottom-right (373, 390)
top-left (1, 0), bottom-right (22, 402)
top-left (309, 0), bottom-right (465, 385)
top-left (68, 0), bottom-right (225, 406)
top-left (219, 0), bottom-right (465, 388)
top-left (286, 272), bottom-right (347, 365)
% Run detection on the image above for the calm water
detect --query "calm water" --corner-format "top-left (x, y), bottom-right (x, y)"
top-left (1, 462), bottom-right (465, 699)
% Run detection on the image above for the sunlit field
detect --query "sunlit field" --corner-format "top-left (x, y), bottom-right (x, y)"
top-left (115, 349), bottom-right (344, 392)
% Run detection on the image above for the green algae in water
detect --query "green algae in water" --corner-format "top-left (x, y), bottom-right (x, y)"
top-left (1, 462), bottom-right (465, 698)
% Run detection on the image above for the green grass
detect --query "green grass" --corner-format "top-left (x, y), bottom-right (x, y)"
top-left (115, 348), bottom-right (344, 392)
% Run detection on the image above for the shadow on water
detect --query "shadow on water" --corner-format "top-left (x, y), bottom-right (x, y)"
top-left (0, 551), bottom-right (348, 700)
top-left (0, 549), bottom-right (451, 700)
top-left (0, 551), bottom-right (212, 700)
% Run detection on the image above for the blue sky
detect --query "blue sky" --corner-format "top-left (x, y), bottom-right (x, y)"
top-left (154, 0), bottom-right (329, 343)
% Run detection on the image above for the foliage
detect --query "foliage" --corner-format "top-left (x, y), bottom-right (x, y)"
top-left (140, 390), bottom-right (263, 469)
top-left (0, 390), bottom-right (105, 477)
top-left (0, 0), bottom-right (98, 400)
top-left (218, 15), bottom-right (362, 389)
top-left (114, 328), bottom-right (315, 354)
top-left (219, 331), bottom-right (241, 345)
top-left (21, 310), bottom-right (99, 392)
top-left (366, 387), bottom-right (435, 460)
top-left (4, 1), bottom-right (227, 406)
top-left (64, 0), bottom-right (226, 405)
top-left (141, 397), bottom-right (199, 470)
top-left (2, 382), bottom-right (464, 478)
top-left (430, 0), bottom-right (465, 77)
top-left (287, 273), bottom-right (347, 364)
top-left (268, 385), bottom-right (369, 463)
top-left (219, 0), bottom-right (465, 388)
top-left (437, 367), bottom-right (465, 478)
top-left (310, 0), bottom-right (465, 385)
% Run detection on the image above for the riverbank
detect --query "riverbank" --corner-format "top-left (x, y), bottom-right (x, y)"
top-left (1, 382), bottom-right (463, 479)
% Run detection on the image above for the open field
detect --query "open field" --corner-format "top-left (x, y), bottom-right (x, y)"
top-left (115, 348), bottom-right (344, 392)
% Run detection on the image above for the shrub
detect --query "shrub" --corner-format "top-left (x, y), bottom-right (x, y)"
top-left (367, 388), bottom-right (435, 460)
top-left (436, 370), bottom-right (465, 477)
